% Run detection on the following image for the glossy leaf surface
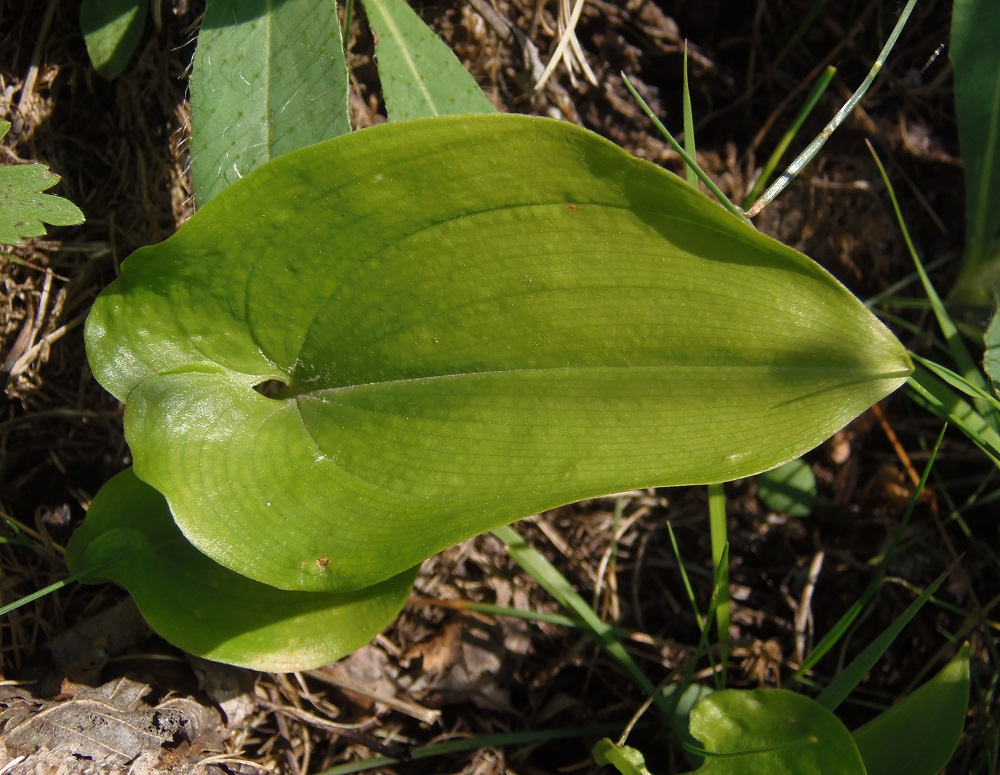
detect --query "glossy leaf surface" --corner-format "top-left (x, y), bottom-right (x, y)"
top-left (66, 468), bottom-right (417, 671)
top-left (690, 688), bottom-right (866, 774)
top-left (852, 645), bottom-right (970, 775)
top-left (85, 113), bottom-right (912, 593)
top-left (189, 0), bottom-right (350, 205)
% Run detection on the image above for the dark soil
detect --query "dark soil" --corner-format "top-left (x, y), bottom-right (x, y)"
top-left (1, 0), bottom-right (995, 773)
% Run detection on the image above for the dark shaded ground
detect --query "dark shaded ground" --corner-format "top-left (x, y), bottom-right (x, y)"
top-left (1, 0), bottom-right (996, 773)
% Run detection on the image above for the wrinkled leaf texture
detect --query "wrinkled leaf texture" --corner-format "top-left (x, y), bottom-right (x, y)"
top-left (84, 113), bottom-right (912, 595)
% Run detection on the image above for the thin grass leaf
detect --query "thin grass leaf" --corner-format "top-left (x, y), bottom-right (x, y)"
top-left (0, 562), bottom-right (112, 617)
top-left (912, 353), bottom-right (1000, 414)
top-left (793, 426), bottom-right (946, 681)
top-left (492, 524), bottom-right (655, 695)
top-left (319, 724), bottom-right (619, 775)
top-left (816, 566), bottom-right (952, 711)
top-left (868, 142), bottom-right (996, 428)
top-left (682, 43), bottom-right (697, 189)
top-left (667, 521), bottom-right (704, 631)
top-left (743, 66), bottom-right (836, 209)
top-left (908, 366), bottom-right (1000, 467)
top-left (746, 0), bottom-right (918, 217)
top-left (621, 74), bottom-right (748, 223)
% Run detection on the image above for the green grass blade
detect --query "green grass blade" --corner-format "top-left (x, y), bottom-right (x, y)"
top-left (792, 425), bottom-right (946, 682)
top-left (682, 43), bottom-right (698, 189)
top-left (815, 566), bottom-right (952, 711)
top-left (746, 0), bottom-right (918, 217)
top-left (743, 66), bottom-right (836, 209)
top-left (319, 723), bottom-right (620, 774)
top-left (0, 561), bottom-right (112, 617)
top-left (666, 521), bottom-right (705, 631)
top-left (868, 143), bottom-right (996, 428)
top-left (907, 365), bottom-right (1000, 467)
top-left (911, 353), bottom-right (1000, 414)
top-left (621, 73), bottom-right (748, 223)
top-left (492, 524), bottom-right (656, 695)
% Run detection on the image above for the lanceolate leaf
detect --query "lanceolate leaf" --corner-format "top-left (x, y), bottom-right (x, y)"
top-left (67, 468), bottom-right (417, 671)
top-left (85, 113), bottom-right (911, 594)
top-left (80, 0), bottom-right (146, 79)
top-left (852, 645), bottom-right (971, 775)
top-left (189, 0), bottom-right (350, 205)
top-left (363, 0), bottom-right (495, 120)
top-left (951, 0), bottom-right (1000, 298)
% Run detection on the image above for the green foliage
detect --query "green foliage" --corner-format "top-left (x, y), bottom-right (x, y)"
top-left (80, 0), bottom-right (146, 79)
top-left (951, 0), bottom-right (1000, 300)
top-left (0, 122), bottom-right (85, 245)
top-left (66, 468), bottom-right (416, 670)
top-left (984, 308), bottom-right (1000, 385)
top-left (852, 645), bottom-right (971, 775)
top-left (683, 646), bottom-right (970, 775)
top-left (689, 689), bottom-right (866, 774)
top-left (189, 0), bottom-right (351, 205)
top-left (363, 0), bottom-right (495, 120)
top-left (756, 458), bottom-right (816, 517)
top-left (77, 113), bottom-right (911, 605)
top-left (592, 738), bottom-right (653, 775)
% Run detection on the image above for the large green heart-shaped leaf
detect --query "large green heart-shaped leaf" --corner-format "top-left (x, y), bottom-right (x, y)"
top-left (67, 468), bottom-right (417, 670)
top-left (85, 113), bottom-right (911, 593)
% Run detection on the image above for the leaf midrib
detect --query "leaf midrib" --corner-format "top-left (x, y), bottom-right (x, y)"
top-left (367, 0), bottom-right (439, 115)
top-left (282, 363), bottom-right (911, 400)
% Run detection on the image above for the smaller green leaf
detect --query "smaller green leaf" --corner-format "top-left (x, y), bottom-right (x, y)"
top-left (691, 688), bottom-right (866, 774)
top-left (0, 127), bottom-right (85, 245)
top-left (984, 308), bottom-right (1000, 386)
top-left (951, 0), bottom-right (1000, 297)
top-left (852, 645), bottom-right (971, 775)
top-left (756, 458), bottom-right (816, 517)
top-left (80, 0), bottom-right (146, 79)
top-left (190, 0), bottom-right (351, 204)
top-left (592, 738), bottom-right (653, 775)
top-left (816, 567), bottom-right (950, 711)
top-left (363, 0), bottom-right (495, 120)
top-left (66, 468), bottom-right (417, 671)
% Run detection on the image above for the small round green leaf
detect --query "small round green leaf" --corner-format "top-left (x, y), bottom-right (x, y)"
top-left (690, 688), bottom-right (866, 774)
top-left (85, 114), bottom-right (912, 593)
top-left (756, 458), bottom-right (816, 517)
top-left (67, 468), bottom-right (417, 670)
